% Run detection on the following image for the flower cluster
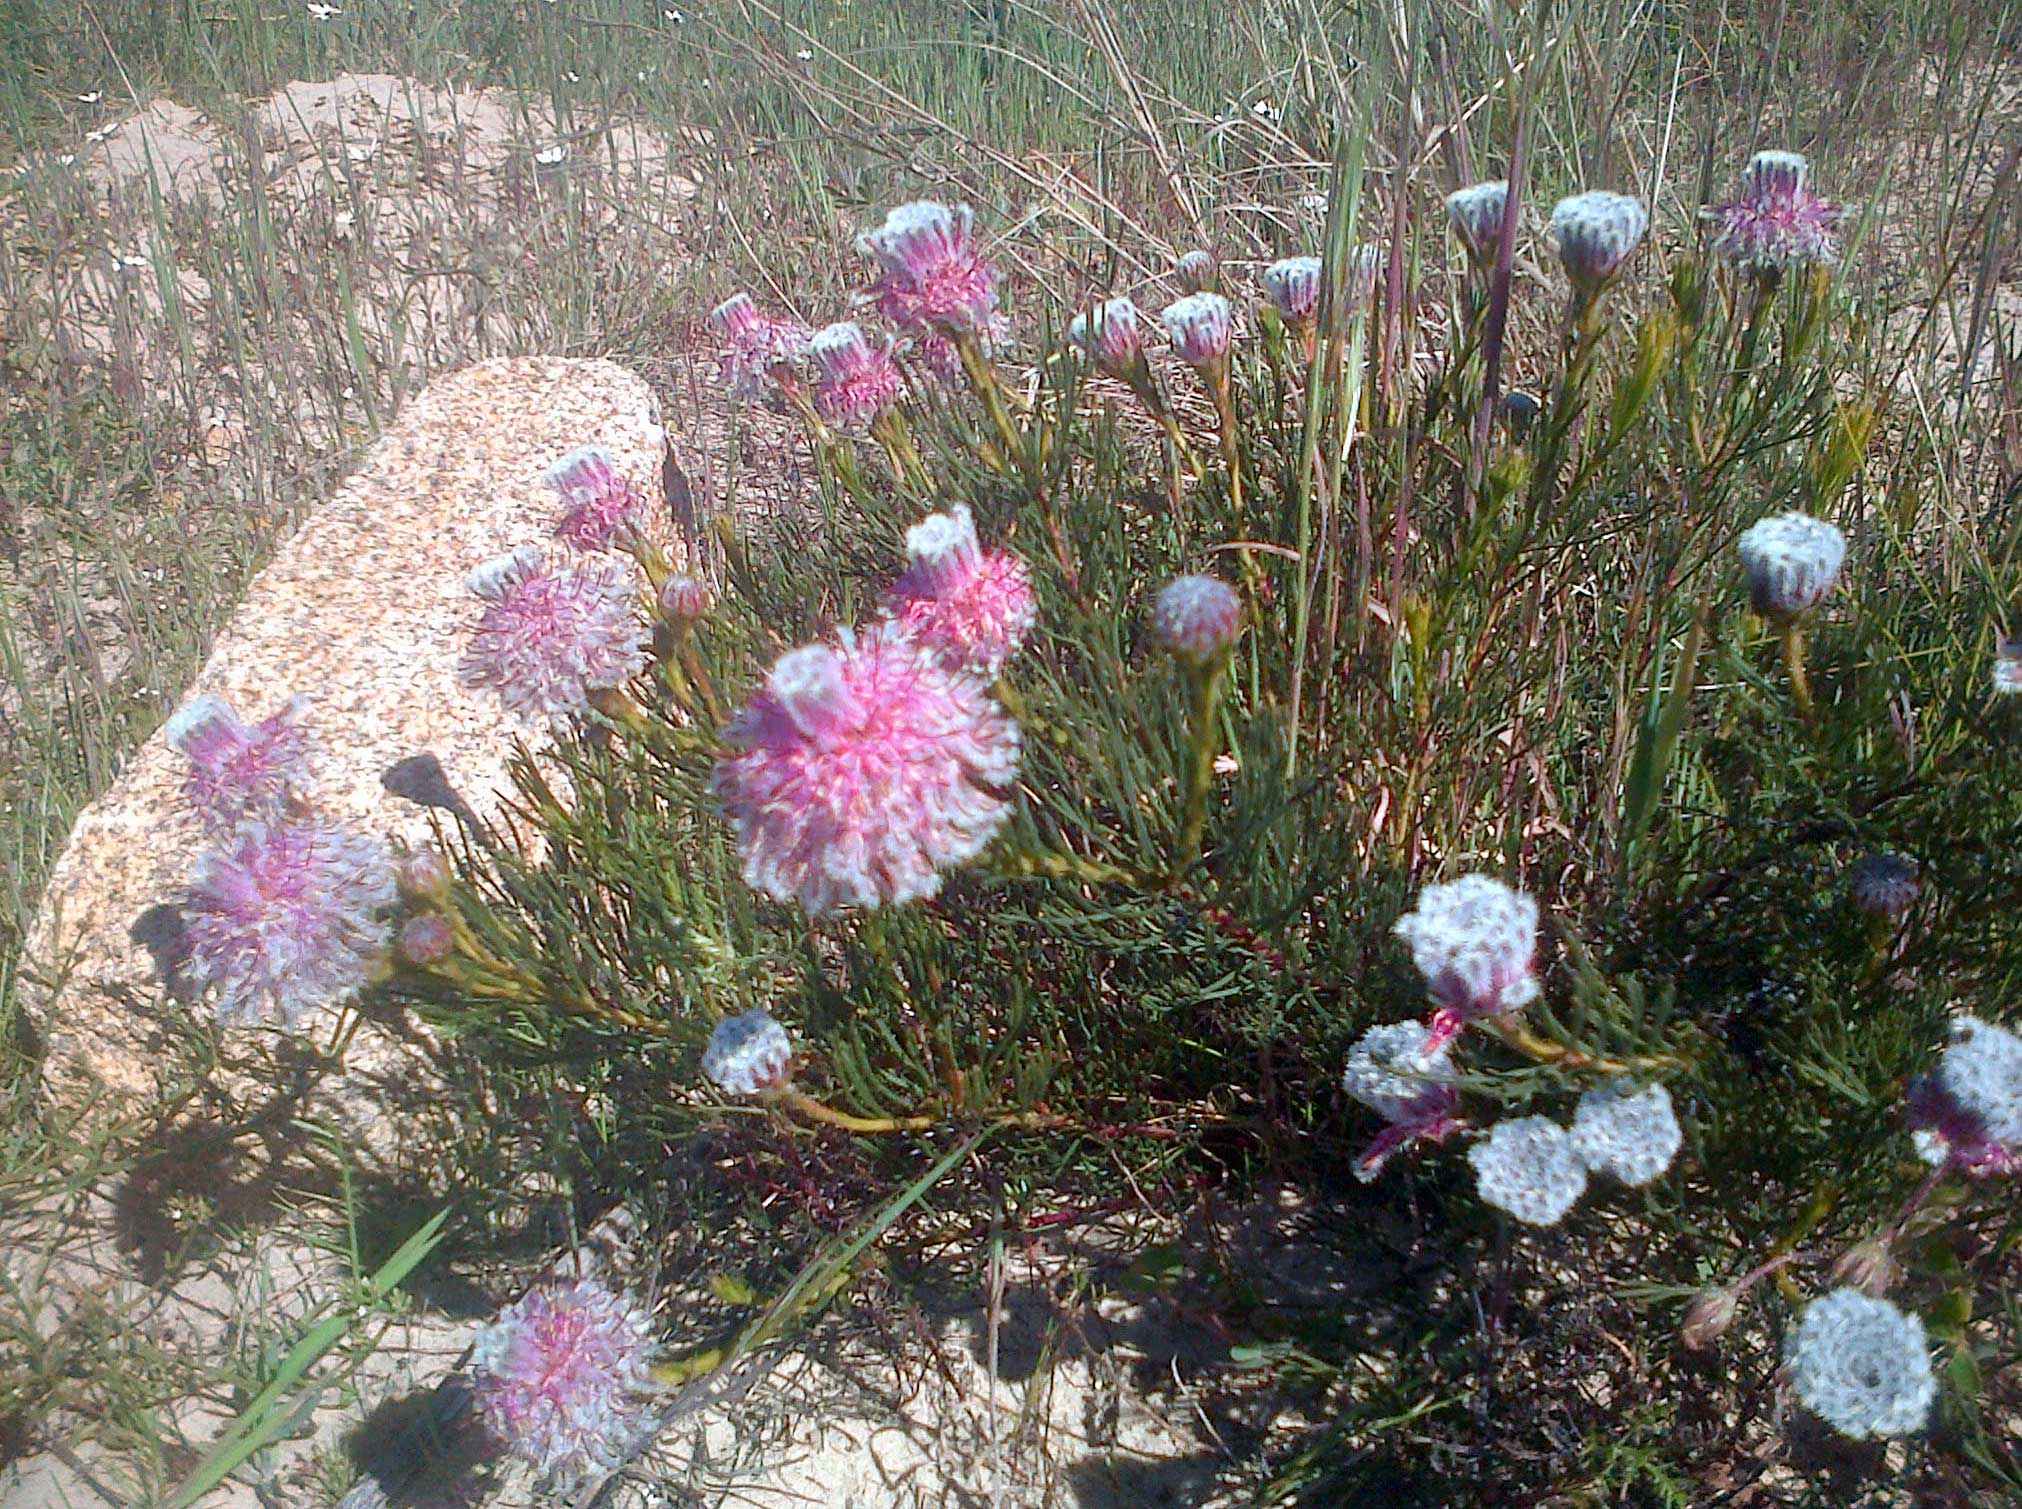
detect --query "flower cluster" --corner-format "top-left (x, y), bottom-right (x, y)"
top-left (1907, 1015), bottom-right (2022, 1176)
top-left (708, 292), bottom-right (809, 400)
top-left (885, 503), bottom-right (1035, 677)
top-left (460, 545), bottom-right (648, 724)
top-left (712, 626), bottom-right (1021, 916)
top-left (1392, 873), bottom-right (1541, 1045)
top-left (543, 446), bottom-right (642, 552)
top-left (1710, 150), bottom-right (1844, 275)
top-left (178, 820), bottom-right (396, 1027)
top-left (1737, 511), bottom-right (1846, 620)
top-left (702, 1009), bottom-right (795, 1096)
top-left (470, 1275), bottom-right (660, 1486)
top-left (805, 321), bottom-right (905, 430)
top-left (164, 693), bottom-right (313, 833)
top-left (1786, 1288), bottom-right (1935, 1439)
top-left (857, 200), bottom-right (1001, 340)
top-left (1468, 1083), bottom-right (1682, 1225)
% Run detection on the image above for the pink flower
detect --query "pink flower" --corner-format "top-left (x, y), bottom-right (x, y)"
top-left (1549, 191), bottom-right (1648, 294)
top-left (1067, 297), bottom-right (1144, 373)
top-left (1160, 292), bottom-right (1233, 366)
top-left (1150, 575), bottom-right (1242, 664)
top-left (712, 627), bottom-right (1021, 915)
top-left (543, 446), bottom-right (642, 552)
top-left (179, 820), bottom-right (395, 1027)
top-left (164, 693), bottom-right (312, 833)
top-left (1907, 1016), bottom-right (2022, 1178)
top-left (1261, 256), bottom-right (1322, 327)
top-left (885, 503), bottom-right (1035, 677)
top-left (1392, 874), bottom-right (1541, 1047)
top-left (1445, 180), bottom-right (1512, 265)
top-left (1710, 150), bottom-right (1844, 274)
top-left (470, 1276), bottom-right (659, 1487)
top-left (858, 201), bottom-right (1001, 339)
top-left (461, 546), bottom-right (648, 724)
top-left (804, 321), bottom-right (905, 429)
top-left (1173, 249), bottom-right (1218, 294)
top-left (656, 572), bottom-right (712, 627)
top-left (707, 292), bottom-right (809, 400)
top-left (1342, 1021), bottom-right (1465, 1180)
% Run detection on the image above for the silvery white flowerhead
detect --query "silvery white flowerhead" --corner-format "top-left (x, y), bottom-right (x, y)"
top-left (1150, 575), bottom-right (1242, 664)
top-left (1993, 633), bottom-right (2022, 696)
top-left (1392, 874), bottom-right (1541, 1042)
top-left (1569, 1081), bottom-right (1681, 1187)
top-left (1445, 179), bottom-right (1512, 264)
top-left (1161, 291), bottom-right (1233, 366)
top-left (1261, 256), bottom-right (1323, 327)
top-left (1549, 191), bottom-right (1648, 293)
top-left (1709, 150), bottom-right (1845, 274)
top-left (1173, 249), bottom-right (1218, 293)
top-left (1468, 1115), bottom-right (1588, 1226)
top-left (702, 1009), bottom-right (795, 1096)
top-left (1907, 1015), bottom-right (2022, 1175)
top-left (1342, 1020), bottom-right (1458, 1125)
top-left (1786, 1288), bottom-right (1936, 1439)
top-left (461, 545), bottom-right (649, 724)
top-left (1849, 852), bottom-right (1919, 920)
top-left (1737, 511), bottom-right (1846, 620)
top-left (1067, 296), bottom-right (1145, 373)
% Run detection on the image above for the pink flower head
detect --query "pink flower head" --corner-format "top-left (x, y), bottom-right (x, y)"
top-left (657, 572), bottom-right (713, 627)
top-left (1067, 297), bottom-right (1145, 373)
top-left (708, 292), bottom-right (809, 400)
top-left (543, 446), bottom-right (642, 552)
top-left (1151, 575), bottom-right (1242, 664)
top-left (1160, 292), bottom-right (1233, 366)
top-left (1710, 151), bottom-right (1844, 275)
top-left (804, 321), bottom-right (905, 429)
top-left (1392, 873), bottom-right (1541, 1047)
top-left (703, 1009), bottom-right (795, 1095)
top-left (470, 1275), bottom-right (659, 1487)
top-left (164, 692), bottom-right (312, 833)
top-left (1173, 249), bottom-right (1218, 294)
top-left (1549, 190), bottom-right (1648, 294)
top-left (886, 503), bottom-right (1036, 677)
top-left (712, 626), bottom-right (1021, 916)
top-left (1907, 1016), bottom-right (2022, 1178)
top-left (179, 820), bottom-right (395, 1027)
top-left (1342, 1020), bottom-right (1465, 1180)
top-left (1261, 256), bottom-right (1323, 327)
top-left (1445, 180), bottom-right (1512, 265)
top-left (858, 200), bottom-right (1001, 339)
top-left (461, 546), bottom-right (648, 725)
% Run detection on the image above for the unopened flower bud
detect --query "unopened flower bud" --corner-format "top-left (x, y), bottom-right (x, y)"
top-left (1151, 575), bottom-right (1242, 664)
top-left (1737, 511), bottom-right (1846, 620)
top-left (1445, 179), bottom-right (1512, 265)
top-left (1849, 852), bottom-right (1918, 921)
top-left (1681, 1286), bottom-right (1740, 1351)
top-left (1261, 256), bottom-right (1323, 328)
top-left (1067, 297), bottom-right (1144, 373)
top-left (1829, 1238), bottom-right (1902, 1297)
top-left (657, 572), bottom-right (713, 628)
top-left (1550, 190), bottom-right (1648, 295)
top-left (1160, 292), bottom-right (1233, 366)
top-left (1173, 249), bottom-right (1218, 294)
top-left (397, 912), bottom-right (456, 968)
top-left (399, 850), bottom-right (452, 904)
top-left (702, 1009), bottom-right (795, 1096)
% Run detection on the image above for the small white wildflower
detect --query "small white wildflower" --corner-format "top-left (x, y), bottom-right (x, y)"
top-left (563, 71), bottom-right (580, 83)
top-left (118, 253), bottom-right (152, 271)
top-left (702, 1010), bottom-right (795, 1096)
top-left (1468, 1116), bottom-right (1588, 1226)
top-left (1296, 192), bottom-right (1329, 216)
top-left (306, 1), bottom-right (341, 16)
top-left (77, 91), bottom-right (104, 104)
top-left (1786, 1289), bottom-right (1935, 1439)
top-left (795, 48), bottom-right (815, 61)
top-left (332, 208), bottom-right (356, 238)
top-left (344, 138), bottom-right (379, 164)
top-left (86, 121), bottom-right (119, 145)
top-left (1549, 190), bottom-right (1648, 291)
top-left (1341, 1021), bottom-right (1456, 1124)
top-left (535, 143), bottom-right (569, 166)
top-left (1737, 511), bottom-right (1846, 619)
top-left (1392, 874), bottom-right (1540, 1027)
top-left (1568, 1082), bottom-right (1681, 1187)
top-left (664, 6), bottom-right (684, 17)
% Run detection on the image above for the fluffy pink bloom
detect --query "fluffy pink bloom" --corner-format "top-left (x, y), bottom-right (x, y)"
top-left (543, 446), bottom-right (642, 551)
top-left (707, 292), bottom-right (809, 400)
top-left (1393, 874), bottom-right (1541, 1048)
top-left (1151, 575), bottom-right (1242, 664)
top-left (1067, 297), bottom-right (1144, 373)
top-left (885, 504), bottom-right (1035, 677)
top-left (712, 626), bottom-right (1021, 915)
top-left (1907, 1016), bottom-right (2022, 1178)
top-left (179, 820), bottom-right (395, 1027)
top-left (470, 1276), bottom-right (659, 1487)
top-left (461, 546), bottom-right (648, 724)
top-left (1342, 1021), bottom-right (1465, 1180)
top-left (805, 321), bottom-right (904, 429)
top-left (1710, 151), bottom-right (1844, 274)
top-left (164, 693), bottom-right (312, 833)
top-left (858, 201), bottom-right (1001, 339)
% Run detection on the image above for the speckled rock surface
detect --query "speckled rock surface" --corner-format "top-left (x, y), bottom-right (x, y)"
top-left (21, 355), bottom-right (669, 1106)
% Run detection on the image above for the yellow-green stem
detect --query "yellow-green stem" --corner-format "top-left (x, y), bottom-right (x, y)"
top-left (957, 333), bottom-right (1024, 468)
top-left (1174, 657), bottom-right (1228, 877)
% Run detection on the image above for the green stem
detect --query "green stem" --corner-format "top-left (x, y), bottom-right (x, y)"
top-left (957, 333), bottom-right (1023, 470)
top-left (1174, 657), bottom-right (1228, 877)
top-left (1781, 619), bottom-right (1816, 724)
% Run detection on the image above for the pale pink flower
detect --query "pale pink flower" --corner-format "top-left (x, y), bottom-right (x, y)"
top-left (179, 820), bottom-right (395, 1027)
top-left (1067, 297), bottom-right (1145, 373)
top-left (858, 200), bottom-right (1001, 339)
top-left (712, 627), bottom-right (1021, 915)
top-left (1393, 874), bottom-right (1541, 1047)
top-left (164, 693), bottom-right (312, 833)
top-left (470, 1276), bottom-right (659, 1487)
top-left (1342, 1021), bottom-right (1465, 1180)
top-left (1151, 575), bottom-right (1242, 664)
top-left (543, 446), bottom-right (642, 551)
top-left (461, 546), bottom-right (648, 724)
top-left (1549, 191), bottom-right (1648, 294)
top-left (804, 321), bottom-right (904, 429)
top-left (1261, 256), bottom-right (1323, 327)
top-left (1160, 291), bottom-right (1233, 365)
top-left (657, 572), bottom-right (712, 627)
top-left (1445, 180), bottom-right (1512, 265)
top-left (1710, 151), bottom-right (1844, 274)
top-left (707, 292), bottom-right (809, 400)
top-left (885, 503), bottom-right (1035, 677)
